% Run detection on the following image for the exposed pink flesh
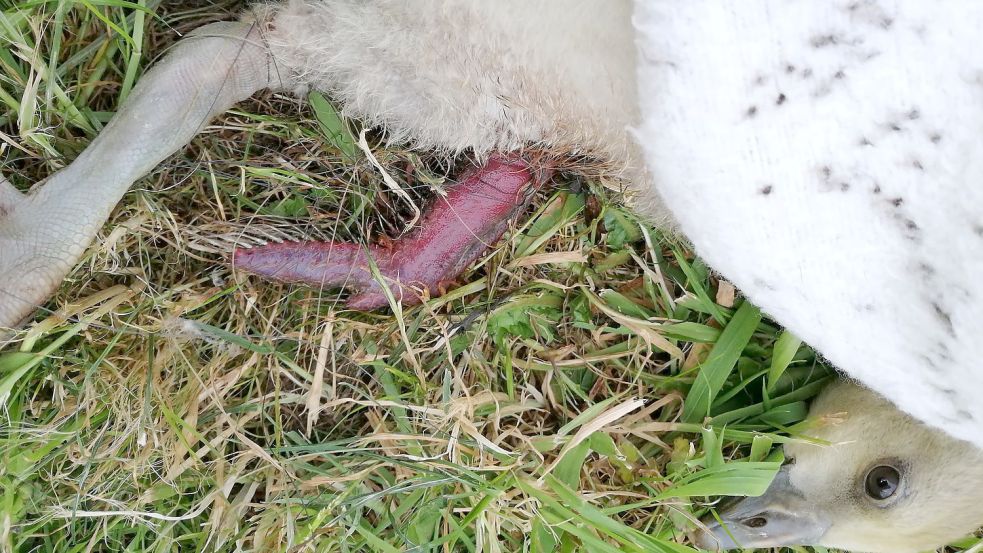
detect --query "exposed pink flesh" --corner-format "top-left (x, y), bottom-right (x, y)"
top-left (232, 155), bottom-right (546, 309)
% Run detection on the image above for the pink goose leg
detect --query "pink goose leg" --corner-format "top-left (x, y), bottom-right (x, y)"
top-left (232, 155), bottom-right (549, 309)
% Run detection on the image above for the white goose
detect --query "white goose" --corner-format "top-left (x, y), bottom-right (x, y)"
top-left (1, 1), bottom-right (981, 550)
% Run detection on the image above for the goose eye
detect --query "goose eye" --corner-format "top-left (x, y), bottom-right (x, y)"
top-left (864, 465), bottom-right (901, 500)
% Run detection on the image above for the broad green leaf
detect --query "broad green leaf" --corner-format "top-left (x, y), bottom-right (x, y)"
top-left (553, 440), bottom-right (591, 488)
top-left (768, 331), bottom-right (803, 392)
top-left (683, 300), bottom-right (762, 423)
top-left (603, 207), bottom-right (642, 249)
top-left (515, 192), bottom-right (585, 256)
top-left (309, 91), bottom-right (358, 159)
top-left (701, 427), bottom-right (725, 469)
top-left (531, 518), bottom-right (559, 553)
top-left (0, 352), bottom-right (36, 373)
top-left (760, 401), bottom-right (809, 426)
top-left (656, 460), bottom-right (782, 500)
top-left (598, 289), bottom-right (652, 319)
top-left (661, 322), bottom-right (722, 343)
top-left (749, 435), bottom-right (774, 462)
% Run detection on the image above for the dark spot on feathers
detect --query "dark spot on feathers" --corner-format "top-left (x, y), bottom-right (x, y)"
top-left (746, 105), bottom-right (758, 118)
top-left (834, 70), bottom-right (846, 79)
top-left (940, 414), bottom-right (961, 424)
top-left (954, 285), bottom-right (974, 302)
top-left (918, 354), bottom-right (942, 373)
top-left (776, 93), bottom-right (787, 105)
top-left (974, 224), bottom-right (983, 237)
top-left (917, 262), bottom-right (936, 277)
top-left (872, 184), bottom-right (882, 194)
top-left (890, 197), bottom-right (904, 207)
top-left (753, 277), bottom-right (777, 291)
top-left (890, 123), bottom-right (902, 132)
top-left (802, 68), bottom-right (814, 78)
top-left (860, 136), bottom-right (874, 146)
top-left (811, 34), bottom-right (841, 48)
top-left (839, 182), bottom-right (851, 192)
top-left (931, 301), bottom-right (956, 337)
top-left (930, 133), bottom-right (942, 144)
top-left (912, 159), bottom-right (924, 171)
top-left (821, 166), bottom-right (832, 179)
top-left (881, 17), bottom-right (894, 29)
top-left (786, 64), bottom-right (796, 74)
top-left (934, 340), bottom-right (953, 362)
top-left (938, 386), bottom-right (958, 398)
top-left (759, 185), bottom-right (774, 195)
top-left (888, 207), bottom-right (920, 241)
top-left (907, 109), bottom-right (920, 120)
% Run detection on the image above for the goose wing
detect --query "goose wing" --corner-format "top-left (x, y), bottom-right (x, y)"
top-left (635, 0), bottom-right (983, 447)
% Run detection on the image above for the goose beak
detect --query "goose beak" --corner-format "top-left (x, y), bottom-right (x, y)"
top-left (693, 466), bottom-right (831, 550)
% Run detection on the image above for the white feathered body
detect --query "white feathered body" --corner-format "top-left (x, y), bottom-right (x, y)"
top-left (260, 0), bottom-right (654, 204)
top-left (636, 1), bottom-right (983, 447)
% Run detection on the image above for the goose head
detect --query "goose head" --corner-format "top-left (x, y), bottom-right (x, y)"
top-left (695, 380), bottom-right (983, 552)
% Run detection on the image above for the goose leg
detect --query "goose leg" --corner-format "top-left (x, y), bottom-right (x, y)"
top-left (233, 156), bottom-right (547, 309)
top-left (0, 175), bottom-right (22, 216)
top-left (0, 20), bottom-right (276, 329)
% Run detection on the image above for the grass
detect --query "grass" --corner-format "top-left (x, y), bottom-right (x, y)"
top-left (0, 1), bottom-right (979, 552)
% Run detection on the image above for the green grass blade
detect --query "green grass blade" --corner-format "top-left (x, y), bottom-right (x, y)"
top-left (767, 330), bottom-right (803, 392)
top-left (656, 460), bottom-right (782, 500)
top-left (309, 91), bottom-right (358, 160)
top-left (683, 300), bottom-right (762, 423)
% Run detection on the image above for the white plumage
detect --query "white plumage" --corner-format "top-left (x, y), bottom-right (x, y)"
top-left (635, 0), bottom-right (983, 449)
top-left (262, 1), bottom-right (639, 162)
